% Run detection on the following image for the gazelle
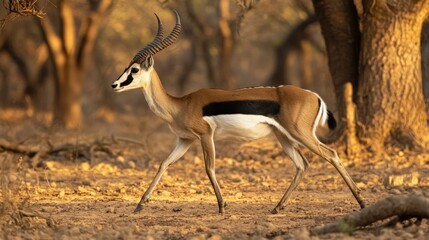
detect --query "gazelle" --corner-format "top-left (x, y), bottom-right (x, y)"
top-left (112, 11), bottom-right (366, 214)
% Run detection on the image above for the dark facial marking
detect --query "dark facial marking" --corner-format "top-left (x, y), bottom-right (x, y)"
top-left (120, 74), bottom-right (134, 87)
top-left (203, 100), bottom-right (280, 117)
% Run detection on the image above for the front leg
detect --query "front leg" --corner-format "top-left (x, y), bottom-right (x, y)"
top-left (201, 133), bottom-right (226, 214)
top-left (134, 138), bottom-right (194, 213)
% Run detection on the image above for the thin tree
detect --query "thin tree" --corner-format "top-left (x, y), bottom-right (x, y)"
top-left (179, 0), bottom-right (236, 89)
top-left (37, 0), bottom-right (112, 128)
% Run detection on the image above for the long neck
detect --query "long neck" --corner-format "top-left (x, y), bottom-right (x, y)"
top-left (142, 70), bottom-right (179, 123)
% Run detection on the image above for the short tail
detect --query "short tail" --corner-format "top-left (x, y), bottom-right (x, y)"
top-left (317, 98), bottom-right (337, 131)
top-left (327, 110), bottom-right (337, 130)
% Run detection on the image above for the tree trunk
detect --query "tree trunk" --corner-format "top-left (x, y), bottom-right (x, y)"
top-left (422, 22), bottom-right (429, 99)
top-left (177, 40), bottom-right (197, 93)
top-left (268, 15), bottom-right (317, 86)
top-left (54, 61), bottom-right (83, 128)
top-left (344, 82), bottom-right (360, 157)
top-left (185, 0), bottom-right (217, 87)
top-left (217, 0), bottom-right (235, 88)
top-left (358, 1), bottom-right (429, 150)
top-left (0, 66), bottom-right (9, 107)
top-left (37, 0), bottom-right (111, 128)
top-left (299, 39), bottom-right (312, 89)
top-left (312, 0), bottom-right (360, 138)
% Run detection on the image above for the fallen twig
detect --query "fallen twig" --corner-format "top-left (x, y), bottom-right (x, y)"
top-left (18, 208), bottom-right (56, 228)
top-left (310, 194), bottom-right (429, 235)
top-left (0, 135), bottom-right (142, 163)
top-left (111, 135), bottom-right (144, 147)
top-left (0, 138), bottom-right (40, 156)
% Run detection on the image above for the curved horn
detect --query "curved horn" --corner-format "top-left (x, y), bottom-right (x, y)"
top-left (131, 11), bottom-right (182, 65)
top-left (158, 10), bottom-right (182, 49)
top-left (132, 13), bottom-right (164, 64)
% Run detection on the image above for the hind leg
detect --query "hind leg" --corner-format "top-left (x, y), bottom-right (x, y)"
top-left (317, 143), bottom-right (365, 208)
top-left (271, 131), bottom-right (310, 214)
top-left (289, 130), bottom-right (365, 209)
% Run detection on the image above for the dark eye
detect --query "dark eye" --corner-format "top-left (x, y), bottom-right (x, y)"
top-left (131, 68), bottom-right (139, 74)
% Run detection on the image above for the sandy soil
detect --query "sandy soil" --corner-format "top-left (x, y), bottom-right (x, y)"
top-left (0, 111), bottom-right (428, 239)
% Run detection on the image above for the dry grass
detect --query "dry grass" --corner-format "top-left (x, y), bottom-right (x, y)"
top-left (0, 155), bottom-right (54, 231)
top-left (0, 156), bottom-right (29, 226)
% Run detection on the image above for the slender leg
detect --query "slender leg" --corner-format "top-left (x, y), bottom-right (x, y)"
top-left (291, 131), bottom-right (366, 209)
top-left (134, 138), bottom-right (194, 213)
top-left (318, 144), bottom-right (366, 208)
top-left (201, 133), bottom-right (225, 213)
top-left (271, 132), bottom-right (309, 214)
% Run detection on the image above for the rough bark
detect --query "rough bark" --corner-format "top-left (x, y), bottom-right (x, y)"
top-left (344, 82), bottom-right (360, 157)
top-left (312, 0), bottom-right (360, 138)
top-left (358, 0), bottom-right (429, 150)
top-left (423, 22), bottom-right (429, 99)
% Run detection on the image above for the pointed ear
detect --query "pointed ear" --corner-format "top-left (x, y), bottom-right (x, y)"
top-left (142, 55), bottom-right (154, 70)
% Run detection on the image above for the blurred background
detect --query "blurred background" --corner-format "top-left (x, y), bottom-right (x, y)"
top-left (0, 0), bottom-right (428, 128)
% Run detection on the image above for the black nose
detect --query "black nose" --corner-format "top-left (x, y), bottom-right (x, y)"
top-left (112, 84), bottom-right (118, 89)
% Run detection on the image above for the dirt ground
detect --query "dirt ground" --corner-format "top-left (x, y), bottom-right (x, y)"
top-left (0, 109), bottom-right (428, 239)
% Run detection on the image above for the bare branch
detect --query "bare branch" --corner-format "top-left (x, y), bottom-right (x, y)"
top-left (310, 194), bottom-right (429, 235)
top-left (59, 0), bottom-right (75, 57)
top-left (0, 135), bottom-right (143, 163)
top-left (185, 0), bottom-right (216, 86)
top-left (76, 0), bottom-right (113, 68)
top-left (235, 0), bottom-right (259, 35)
top-left (267, 15), bottom-right (317, 86)
top-left (38, 16), bottom-right (65, 68)
top-left (185, 0), bottom-right (211, 36)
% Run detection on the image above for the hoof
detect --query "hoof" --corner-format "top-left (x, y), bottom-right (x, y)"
top-left (219, 207), bottom-right (225, 214)
top-left (217, 201), bottom-right (227, 214)
top-left (133, 204), bottom-right (143, 213)
top-left (271, 207), bottom-right (279, 214)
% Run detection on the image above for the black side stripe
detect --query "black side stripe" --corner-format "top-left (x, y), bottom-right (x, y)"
top-left (203, 100), bottom-right (280, 116)
top-left (120, 74), bottom-right (133, 87)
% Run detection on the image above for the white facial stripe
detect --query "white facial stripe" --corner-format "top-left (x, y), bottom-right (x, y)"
top-left (112, 63), bottom-right (151, 92)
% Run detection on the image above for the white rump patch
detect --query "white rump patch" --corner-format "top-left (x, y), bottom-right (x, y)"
top-left (304, 89), bottom-right (330, 139)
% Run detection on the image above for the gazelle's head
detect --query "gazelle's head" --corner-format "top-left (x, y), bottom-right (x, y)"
top-left (112, 11), bottom-right (181, 92)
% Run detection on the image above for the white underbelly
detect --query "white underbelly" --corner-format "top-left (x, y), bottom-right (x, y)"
top-left (203, 114), bottom-right (275, 141)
